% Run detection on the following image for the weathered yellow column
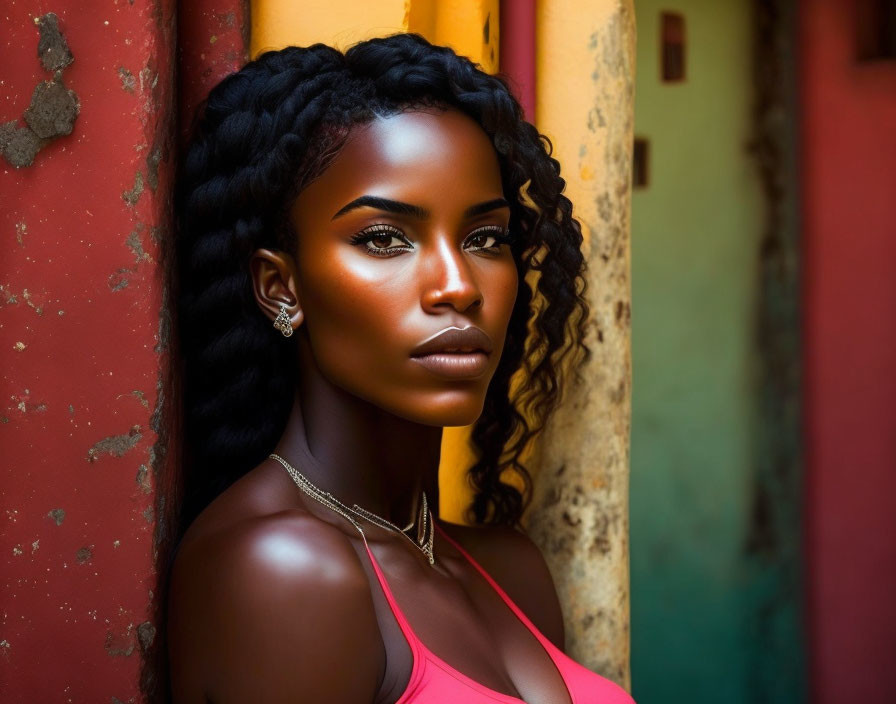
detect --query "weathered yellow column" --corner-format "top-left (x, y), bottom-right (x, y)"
top-left (251, 1), bottom-right (407, 56)
top-left (251, 0), bottom-right (498, 72)
top-left (524, 0), bottom-right (636, 689)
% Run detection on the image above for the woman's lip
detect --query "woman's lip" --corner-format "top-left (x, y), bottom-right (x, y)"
top-left (410, 351), bottom-right (490, 379)
top-left (410, 326), bottom-right (494, 357)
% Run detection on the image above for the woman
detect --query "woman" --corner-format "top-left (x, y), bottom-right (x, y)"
top-left (153, 32), bottom-right (634, 703)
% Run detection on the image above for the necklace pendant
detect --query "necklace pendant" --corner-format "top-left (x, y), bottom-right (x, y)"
top-left (416, 492), bottom-right (428, 546)
top-left (269, 453), bottom-right (438, 566)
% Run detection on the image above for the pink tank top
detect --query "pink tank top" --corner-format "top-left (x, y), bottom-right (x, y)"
top-left (361, 521), bottom-right (636, 704)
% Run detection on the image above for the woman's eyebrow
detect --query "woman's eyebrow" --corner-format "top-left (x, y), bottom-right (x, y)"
top-left (331, 196), bottom-right (510, 220)
top-left (332, 196), bottom-right (426, 220)
top-left (464, 198), bottom-right (510, 218)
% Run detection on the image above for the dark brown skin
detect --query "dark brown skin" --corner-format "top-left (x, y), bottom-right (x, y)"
top-left (167, 109), bottom-right (570, 703)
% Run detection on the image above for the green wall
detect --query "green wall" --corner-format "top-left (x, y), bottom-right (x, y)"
top-left (630, 1), bottom-right (769, 701)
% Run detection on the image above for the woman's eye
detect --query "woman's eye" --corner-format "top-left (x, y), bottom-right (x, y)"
top-left (350, 225), bottom-right (512, 257)
top-left (367, 233), bottom-right (404, 250)
top-left (465, 226), bottom-right (512, 252)
top-left (349, 226), bottom-right (412, 257)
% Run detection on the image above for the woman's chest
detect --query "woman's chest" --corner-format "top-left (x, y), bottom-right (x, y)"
top-left (360, 543), bottom-right (573, 704)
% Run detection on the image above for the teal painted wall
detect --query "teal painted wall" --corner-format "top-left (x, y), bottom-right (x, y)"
top-left (629, 1), bottom-right (787, 701)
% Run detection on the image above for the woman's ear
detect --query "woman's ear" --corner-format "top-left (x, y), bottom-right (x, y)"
top-left (249, 248), bottom-right (305, 331)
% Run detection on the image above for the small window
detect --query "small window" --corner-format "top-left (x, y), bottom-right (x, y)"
top-left (857, 0), bottom-right (896, 61)
top-left (633, 137), bottom-right (649, 188)
top-left (661, 12), bottom-right (686, 82)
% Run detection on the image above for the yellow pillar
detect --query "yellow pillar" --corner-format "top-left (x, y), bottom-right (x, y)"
top-left (251, 0), bottom-right (498, 73)
top-left (525, 0), bottom-right (635, 688)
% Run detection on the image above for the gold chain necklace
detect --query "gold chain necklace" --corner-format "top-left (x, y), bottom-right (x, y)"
top-left (269, 453), bottom-right (436, 565)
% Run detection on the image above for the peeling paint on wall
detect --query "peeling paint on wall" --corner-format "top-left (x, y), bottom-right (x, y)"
top-left (137, 621), bottom-right (155, 651)
top-left (122, 172), bottom-right (145, 206)
top-left (135, 464), bottom-right (152, 494)
top-left (125, 224), bottom-right (152, 263)
top-left (0, 13), bottom-right (80, 168)
top-left (86, 426), bottom-right (143, 462)
top-left (24, 74), bottom-right (79, 139)
top-left (36, 13), bottom-right (73, 71)
top-left (118, 67), bottom-right (137, 93)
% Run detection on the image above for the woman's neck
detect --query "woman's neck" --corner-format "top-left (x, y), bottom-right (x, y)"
top-left (274, 359), bottom-right (443, 527)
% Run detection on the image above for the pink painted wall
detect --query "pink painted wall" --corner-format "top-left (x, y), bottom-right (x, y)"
top-left (800, 2), bottom-right (896, 702)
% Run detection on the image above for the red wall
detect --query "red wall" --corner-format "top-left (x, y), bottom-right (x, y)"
top-left (0, 2), bottom-right (245, 701)
top-left (498, 0), bottom-right (536, 120)
top-left (0, 2), bottom-right (173, 700)
top-left (801, 2), bottom-right (896, 702)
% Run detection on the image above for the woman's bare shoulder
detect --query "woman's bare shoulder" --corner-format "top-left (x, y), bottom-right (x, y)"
top-left (438, 520), bottom-right (566, 649)
top-left (167, 485), bottom-right (384, 703)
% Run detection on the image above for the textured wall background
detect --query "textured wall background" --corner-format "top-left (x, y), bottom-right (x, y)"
top-left (523, 0), bottom-right (635, 688)
top-left (0, 2), bottom-right (175, 701)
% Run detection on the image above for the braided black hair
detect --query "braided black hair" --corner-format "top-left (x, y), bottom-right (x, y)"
top-left (144, 32), bottom-right (588, 702)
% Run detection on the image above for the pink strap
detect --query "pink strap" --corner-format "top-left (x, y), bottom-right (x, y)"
top-left (361, 543), bottom-right (423, 654)
top-left (433, 522), bottom-right (552, 643)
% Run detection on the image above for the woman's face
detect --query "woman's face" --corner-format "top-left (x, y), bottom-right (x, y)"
top-left (286, 108), bottom-right (518, 426)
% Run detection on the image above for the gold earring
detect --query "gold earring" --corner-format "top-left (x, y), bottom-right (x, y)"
top-left (273, 304), bottom-right (293, 338)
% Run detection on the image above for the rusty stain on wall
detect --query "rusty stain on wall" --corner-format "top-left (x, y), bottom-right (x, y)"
top-left (0, 13), bottom-right (80, 168)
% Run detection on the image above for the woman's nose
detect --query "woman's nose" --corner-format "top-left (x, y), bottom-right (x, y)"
top-left (420, 236), bottom-right (483, 313)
